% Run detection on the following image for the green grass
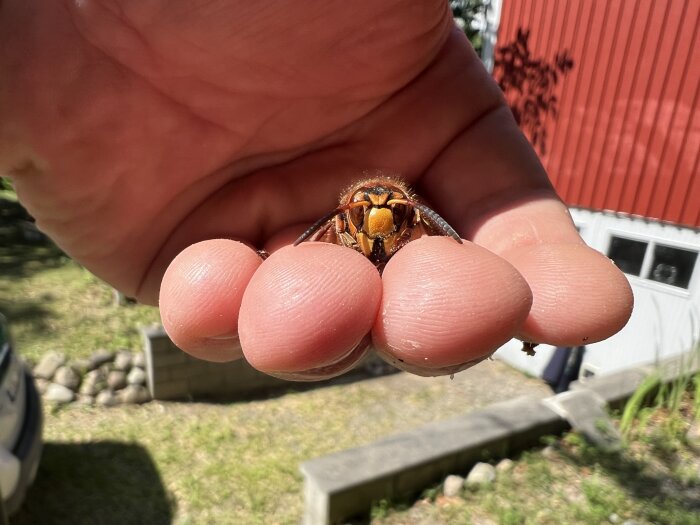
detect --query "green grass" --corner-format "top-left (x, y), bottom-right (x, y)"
top-left (373, 392), bottom-right (700, 525)
top-left (0, 197), bottom-right (160, 363)
top-left (12, 369), bottom-right (547, 525)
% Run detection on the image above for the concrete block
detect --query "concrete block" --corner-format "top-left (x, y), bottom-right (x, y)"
top-left (151, 351), bottom-right (191, 367)
top-left (570, 368), bottom-right (648, 408)
top-left (165, 361), bottom-right (208, 381)
top-left (151, 379), bottom-right (189, 400)
top-left (544, 389), bottom-right (621, 452)
top-left (300, 396), bottom-right (563, 525)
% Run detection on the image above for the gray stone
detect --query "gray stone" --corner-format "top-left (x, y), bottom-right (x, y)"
top-left (45, 383), bottom-right (74, 404)
top-left (608, 514), bottom-right (621, 524)
top-left (621, 521), bottom-right (640, 525)
top-left (33, 352), bottom-right (66, 380)
top-left (542, 445), bottom-right (558, 459)
top-left (113, 350), bottom-right (132, 371)
top-left (77, 394), bottom-right (95, 406)
top-left (118, 384), bottom-right (150, 404)
top-left (89, 348), bottom-right (115, 370)
top-left (442, 475), bottom-right (464, 497)
top-left (95, 390), bottom-right (119, 407)
top-left (127, 366), bottom-right (147, 386)
top-left (53, 365), bottom-right (81, 391)
top-left (465, 462), bottom-right (496, 487)
top-left (107, 370), bottom-right (127, 390)
top-left (544, 389), bottom-right (622, 452)
top-left (80, 369), bottom-right (105, 395)
top-left (72, 358), bottom-right (92, 374)
top-left (132, 352), bottom-right (146, 369)
top-left (686, 422), bottom-right (700, 453)
top-left (495, 458), bottom-right (514, 473)
top-left (34, 378), bottom-right (49, 394)
top-left (79, 381), bottom-right (101, 396)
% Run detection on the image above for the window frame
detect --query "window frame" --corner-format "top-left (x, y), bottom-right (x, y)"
top-left (605, 230), bottom-right (699, 296)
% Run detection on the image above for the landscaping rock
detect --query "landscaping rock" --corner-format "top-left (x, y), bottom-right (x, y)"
top-left (443, 475), bottom-right (464, 497)
top-left (465, 462), bottom-right (496, 487)
top-left (53, 365), bottom-right (81, 391)
top-left (45, 383), bottom-right (75, 404)
top-left (95, 390), bottom-right (119, 407)
top-left (33, 352), bottom-right (66, 380)
top-left (72, 358), bottom-right (92, 374)
top-left (542, 445), bottom-right (557, 459)
top-left (119, 384), bottom-right (150, 404)
top-left (89, 348), bottom-right (114, 370)
top-left (495, 458), bottom-right (515, 474)
top-left (79, 379), bottom-right (100, 396)
top-left (113, 350), bottom-right (132, 371)
top-left (35, 378), bottom-right (49, 395)
top-left (686, 422), bottom-right (700, 453)
top-left (80, 369), bottom-right (105, 395)
top-left (127, 366), bottom-right (146, 386)
top-left (77, 394), bottom-right (95, 406)
top-left (107, 370), bottom-right (127, 390)
top-left (132, 352), bottom-right (146, 369)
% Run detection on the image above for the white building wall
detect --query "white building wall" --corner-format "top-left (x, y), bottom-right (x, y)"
top-left (496, 208), bottom-right (700, 380)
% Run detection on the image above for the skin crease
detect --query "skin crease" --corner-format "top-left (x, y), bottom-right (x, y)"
top-left (0, 0), bottom-right (633, 380)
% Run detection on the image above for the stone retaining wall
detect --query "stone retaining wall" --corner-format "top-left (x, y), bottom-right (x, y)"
top-left (141, 325), bottom-right (290, 400)
top-left (141, 325), bottom-right (398, 400)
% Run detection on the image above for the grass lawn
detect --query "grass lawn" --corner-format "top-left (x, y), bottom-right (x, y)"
top-left (12, 364), bottom-right (552, 525)
top-left (372, 396), bottom-right (700, 525)
top-left (0, 198), bottom-right (160, 364)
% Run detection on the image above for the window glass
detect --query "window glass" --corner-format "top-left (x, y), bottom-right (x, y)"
top-left (648, 244), bottom-right (698, 289)
top-left (607, 236), bottom-right (647, 276)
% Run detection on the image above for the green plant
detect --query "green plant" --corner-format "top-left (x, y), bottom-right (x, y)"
top-left (451, 0), bottom-right (488, 54)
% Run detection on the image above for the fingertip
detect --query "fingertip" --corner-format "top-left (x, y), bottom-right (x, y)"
top-left (239, 243), bottom-right (381, 378)
top-left (159, 239), bottom-right (262, 362)
top-left (504, 243), bottom-right (634, 345)
top-left (373, 236), bottom-right (532, 372)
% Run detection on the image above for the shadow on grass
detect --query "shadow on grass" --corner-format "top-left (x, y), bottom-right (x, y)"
top-left (558, 442), bottom-right (700, 521)
top-left (0, 197), bottom-right (66, 337)
top-left (11, 441), bottom-right (176, 525)
top-left (0, 198), bottom-right (66, 280)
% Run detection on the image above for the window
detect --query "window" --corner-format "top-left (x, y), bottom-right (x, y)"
top-left (607, 235), bottom-right (698, 290)
top-left (648, 245), bottom-right (698, 289)
top-left (608, 236), bottom-right (647, 276)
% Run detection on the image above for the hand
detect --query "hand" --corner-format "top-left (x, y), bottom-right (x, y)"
top-left (0, 0), bottom-right (632, 379)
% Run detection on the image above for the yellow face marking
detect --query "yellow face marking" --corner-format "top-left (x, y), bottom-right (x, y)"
top-left (365, 207), bottom-right (394, 238)
top-left (368, 192), bottom-right (389, 206)
top-left (356, 232), bottom-right (373, 257)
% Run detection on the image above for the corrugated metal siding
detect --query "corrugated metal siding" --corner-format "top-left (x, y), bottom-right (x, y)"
top-left (495, 0), bottom-right (700, 228)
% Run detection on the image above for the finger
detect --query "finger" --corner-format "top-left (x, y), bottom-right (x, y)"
top-left (159, 239), bottom-right (262, 362)
top-left (420, 103), bottom-right (633, 345)
top-left (472, 199), bottom-right (634, 345)
top-left (239, 243), bottom-right (381, 380)
top-left (372, 236), bottom-right (532, 376)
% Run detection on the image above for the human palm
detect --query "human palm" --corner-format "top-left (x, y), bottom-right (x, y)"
top-left (0, 0), bottom-right (632, 379)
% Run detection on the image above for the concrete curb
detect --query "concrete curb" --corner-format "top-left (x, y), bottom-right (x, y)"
top-left (300, 353), bottom-right (700, 525)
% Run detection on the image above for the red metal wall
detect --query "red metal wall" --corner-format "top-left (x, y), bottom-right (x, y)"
top-left (495, 0), bottom-right (700, 228)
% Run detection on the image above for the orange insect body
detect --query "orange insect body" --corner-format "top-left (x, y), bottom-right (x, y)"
top-left (294, 177), bottom-right (462, 269)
